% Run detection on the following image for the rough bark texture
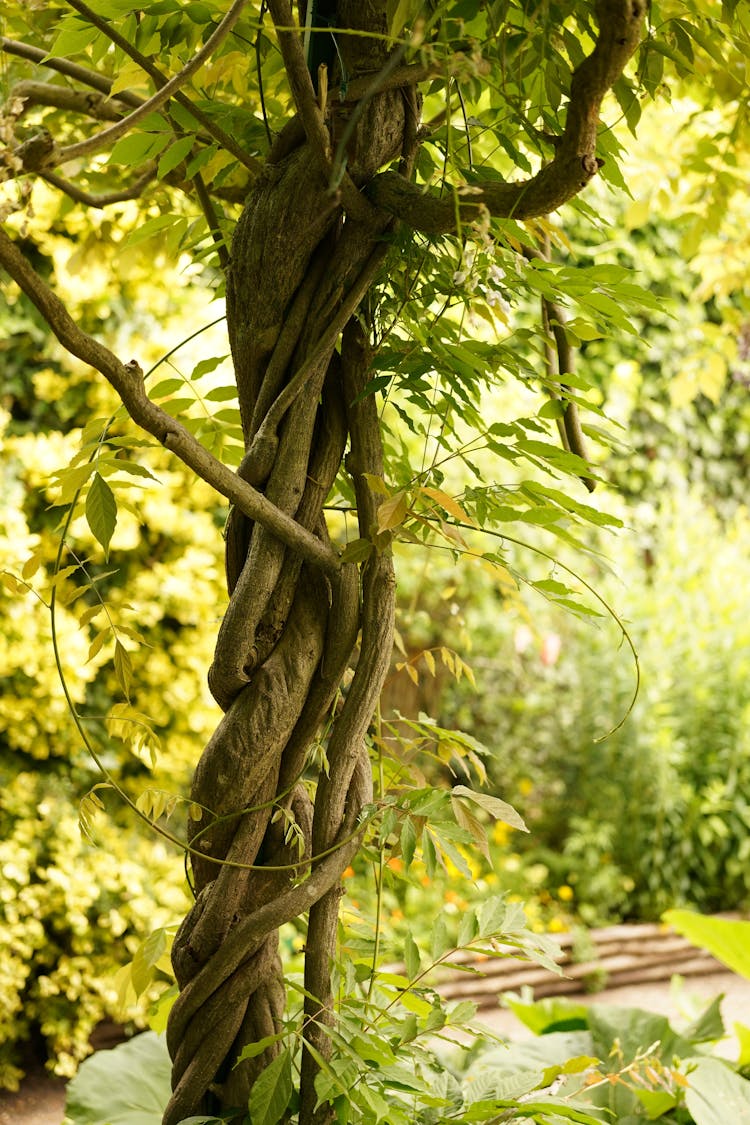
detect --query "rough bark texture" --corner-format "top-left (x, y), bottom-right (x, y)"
top-left (164, 5), bottom-right (401, 1121)
top-left (159, 3), bottom-right (646, 1120)
top-left (0, 5), bottom-right (646, 1121)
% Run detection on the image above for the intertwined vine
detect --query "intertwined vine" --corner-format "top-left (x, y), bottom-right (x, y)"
top-left (164, 7), bottom-right (406, 1118)
top-left (0, 2), bottom-right (646, 1121)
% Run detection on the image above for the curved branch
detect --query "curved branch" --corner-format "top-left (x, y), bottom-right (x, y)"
top-left (366, 0), bottom-right (646, 232)
top-left (10, 80), bottom-right (132, 121)
top-left (524, 244), bottom-right (596, 492)
top-left (266, 0), bottom-right (329, 157)
top-left (266, 0), bottom-right (378, 222)
top-left (0, 226), bottom-right (339, 576)
top-left (40, 167), bottom-right (157, 207)
top-left (52, 0), bottom-right (251, 167)
top-left (63, 0), bottom-right (262, 176)
top-left (0, 36), bottom-right (143, 105)
top-left (165, 757), bottom-right (371, 1054)
top-left (248, 237), bottom-right (390, 468)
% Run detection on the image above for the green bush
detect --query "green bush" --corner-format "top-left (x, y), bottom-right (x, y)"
top-left (433, 491), bottom-right (750, 923)
top-left (0, 771), bottom-right (188, 1089)
top-left (0, 406), bottom-right (216, 1087)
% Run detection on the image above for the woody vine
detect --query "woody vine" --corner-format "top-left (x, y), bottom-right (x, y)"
top-left (1, 2), bottom-right (645, 1121)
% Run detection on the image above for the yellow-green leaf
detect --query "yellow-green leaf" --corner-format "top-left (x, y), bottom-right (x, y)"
top-left (86, 472), bottom-right (117, 559)
top-left (377, 491), bottom-right (409, 532)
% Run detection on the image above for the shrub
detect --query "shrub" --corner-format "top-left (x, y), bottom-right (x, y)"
top-left (0, 771), bottom-right (188, 1088)
top-left (435, 491), bottom-right (750, 923)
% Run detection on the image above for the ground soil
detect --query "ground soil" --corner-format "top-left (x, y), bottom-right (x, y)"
top-left (3, 971), bottom-right (749, 1125)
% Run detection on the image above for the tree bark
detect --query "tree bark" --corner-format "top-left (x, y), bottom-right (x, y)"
top-left (164, 5), bottom-right (403, 1120)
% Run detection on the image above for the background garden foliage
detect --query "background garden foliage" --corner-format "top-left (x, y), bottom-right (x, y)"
top-left (1, 0), bottom-right (750, 1115)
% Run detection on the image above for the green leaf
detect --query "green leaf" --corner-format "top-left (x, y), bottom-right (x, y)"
top-left (353, 1084), bottom-right (391, 1123)
top-left (452, 785), bottom-right (527, 832)
top-left (86, 472), bottom-right (117, 558)
top-left (404, 932), bottom-right (421, 980)
top-left (505, 996), bottom-right (590, 1035)
top-left (247, 1047), bottom-right (292, 1125)
top-left (422, 829), bottom-right (436, 879)
top-left (53, 460), bottom-right (97, 502)
top-left (431, 913), bottom-right (451, 960)
top-left (684, 995), bottom-right (726, 1044)
top-left (125, 214), bottom-right (183, 248)
top-left (633, 1087), bottom-right (679, 1119)
top-left (204, 385), bottom-right (238, 402)
top-left (457, 909), bottom-right (478, 949)
top-left (150, 377), bottom-right (185, 398)
top-left (340, 538), bottom-right (373, 564)
top-left (476, 896), bottom-right (508, 939)
top-left (664, 911), bottom-right (750, 979)
top-left (64, 1032), bottom-right (171, 1124)
top-left (114, 640), bottom-right (133, 697)
top-left (191, 355), bottom-right (229, 379)
top-left (236, 1031), bottom-right (286, 1063)
top-left (538, 398), bottom-right (567, 419)
top-left (157, 135), bottom-right (195, 178)
top-left (496, 1099), bottom-right (603, 1123)
top-left (400, 815), bottom-right (417, 869)
top-left (377, 491), bottom-right (410, 532)
top-left (48, 22), bottom-right (97, 59)
top-left (398, 990), bottom-right (432, 1017)
top-left (131, 928), bottom-right (167, 997)
top-left (387, 0), bottom-right (420, 38)
top-left (109, 130), bottom-right (170, 166)
top-left (684, 1057), bottom-right (750, 1125)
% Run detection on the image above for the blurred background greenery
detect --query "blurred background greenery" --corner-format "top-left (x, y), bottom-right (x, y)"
top-left (3, 78), bottom-right (750, 1089)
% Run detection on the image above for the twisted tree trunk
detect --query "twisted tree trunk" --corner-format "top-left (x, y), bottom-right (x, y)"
top-left (0, 5), bottom-right (646, 1119)
top-left (164, 6), bottom-right (406, 1120)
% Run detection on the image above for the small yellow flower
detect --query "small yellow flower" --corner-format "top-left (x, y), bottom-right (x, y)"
top-left (493, 821), bottom-right (511, 846)
top-left (518, 778), bottom-right (534, 796)
top-left (548, 917), bottom-right (568, 933)
top-left (557, 885), bottom-right (574, 901)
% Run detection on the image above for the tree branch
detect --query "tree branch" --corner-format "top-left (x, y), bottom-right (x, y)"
top-left (366, 0), bottom-right (646, 232)
top-left (0, 36), bottom-right (143, 106)
top-left (266, 0), bottom-right (378, 223)
top-left (10, 80), bottom-right (133, 121)
top-left (63, 0), bottom-right (262, 176)
top-left (0, 227), bottom-right (340, 576)
top-left (337, 62), bottom-right (435, 103)
top-left (40, 167), bottom-right (157, 207)
top-left (47, 0), bottom-right (250, 168)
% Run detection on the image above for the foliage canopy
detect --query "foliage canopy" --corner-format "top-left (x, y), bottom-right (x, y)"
top-left (2, 1), bottom-right (750, 1123)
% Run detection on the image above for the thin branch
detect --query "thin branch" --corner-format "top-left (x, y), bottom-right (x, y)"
top-left (366, 0), bottom-right (646, 231)
top-left (265, 0), bottom-right (330, 156)
top-left (329, 43), bottom-right (407, 187)
top-left (52, 0), bottom-right (251, 167)
top-left (10, 80), bottom-right (131, 121)
top-left (266, 0), bottom-right (377, 223)
top-left (524, 244), bottom-right (595, 492)
top-left (249, 238), bottom-right (391, 464)
top-left (192, 171), bottom-right (230, 269)
top-left (337, 62), bottom-right (436, 103)
top-left (0, 36), bottom-right (144, 106)
top-left (39, 167), bottom-right (157, 208)
top-left (64, 0), bottom-right (262, 176)
top-left (0, 227), bottom-right (340, 577)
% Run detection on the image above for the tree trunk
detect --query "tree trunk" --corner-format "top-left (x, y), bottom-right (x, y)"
top-left (165, 4), bottom-right (406, 1120)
